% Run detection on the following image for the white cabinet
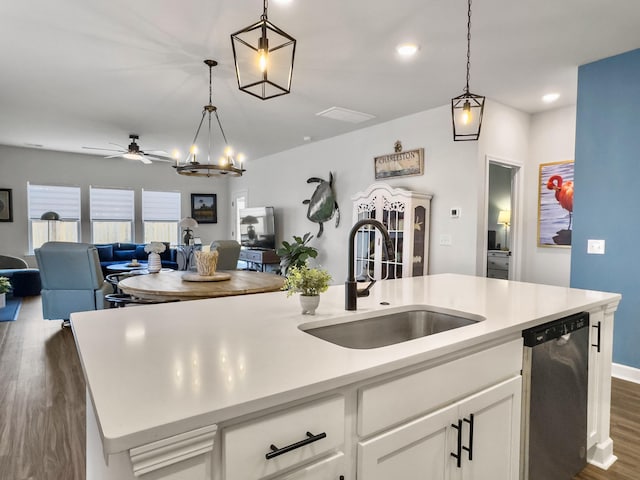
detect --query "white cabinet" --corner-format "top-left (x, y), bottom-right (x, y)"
top-left (487, 250), bottom-right (510, 279)
top-left (586, 305), bottom-right (617, 469)
top-left (223, 395), bottom-right (345, 480)
top-left (352, 183), bottom-right (432, 280)
top-left (358, 377), bottom-right (521, 480)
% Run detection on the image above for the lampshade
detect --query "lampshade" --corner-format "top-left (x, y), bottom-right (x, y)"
top-left (231, 0), bottom-right (297, 100)
top-left (497, 210), bottom-right (511, 226)
top-left (240, 215), bottom-right (259, 225)
top-left (179, 217), bottom-right (198, 229)
top-left (40, 211), bottom-right (60, 221)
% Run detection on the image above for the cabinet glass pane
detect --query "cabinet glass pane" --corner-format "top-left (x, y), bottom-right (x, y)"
top-left (356, 209), bottom-right (375, 281)
top-left (412, 206), bottom-right (426, 276)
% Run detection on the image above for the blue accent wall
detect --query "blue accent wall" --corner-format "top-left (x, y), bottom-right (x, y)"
top-left (572, 48), bottom-right (640, 369)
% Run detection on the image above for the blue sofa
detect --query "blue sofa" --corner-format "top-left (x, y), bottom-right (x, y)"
top-left (94, 243), bottom-right (178, 273)
top-left (0, 254), bottom-right (42, 297)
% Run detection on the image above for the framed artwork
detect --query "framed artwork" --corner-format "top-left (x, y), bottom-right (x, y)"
top-left (191, 193), bottom-right (217, 224)
top-left (0, 188), bottom-right (13, 222)
top-left (374, 147), bottom-right (424, 179)
top-left (538, 160), bottom-right (574, 247)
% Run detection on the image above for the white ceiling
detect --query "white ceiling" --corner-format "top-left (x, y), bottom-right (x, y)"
top-left (1, 0), bottom-right (639, 163)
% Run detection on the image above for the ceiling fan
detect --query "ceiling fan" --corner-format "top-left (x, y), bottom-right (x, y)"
top-left (82, 134), bottom-right (172, 164)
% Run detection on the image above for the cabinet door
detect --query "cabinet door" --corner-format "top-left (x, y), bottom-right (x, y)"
top-left (457, 377), bottom-right (522, 480)
top-left (358, 403), bottom-right (458, 480)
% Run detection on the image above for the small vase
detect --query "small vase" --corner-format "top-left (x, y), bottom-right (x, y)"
top-left (147, 252), bottom-right (162, 273)
top-left (299, 294), bottom-right (320, 315)
top-left (0, 293), bottom-right (5, 309)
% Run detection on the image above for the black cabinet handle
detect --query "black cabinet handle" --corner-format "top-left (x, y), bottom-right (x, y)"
top-left (450, 419), bottom-right (462, 468)
top-left (592, 321), bottom-right (601, 353)
top-left (462, 414), bottom-right (474, 461)
top-left (265, 431), bottom-right (327, 459)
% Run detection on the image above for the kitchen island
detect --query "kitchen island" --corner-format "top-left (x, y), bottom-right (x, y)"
top-left (71, 274), bottom-right (621, 480)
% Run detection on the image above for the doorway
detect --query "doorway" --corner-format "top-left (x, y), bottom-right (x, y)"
top-left (484, 156), bottom-right (523, 280)
top-left (230, 189), bottom-right (248, 242)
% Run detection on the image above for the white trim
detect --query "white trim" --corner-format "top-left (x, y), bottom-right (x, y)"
top-left (129, 424), bottom-right (217, 476)
top-left (611, 362), bottom-right (640, 384)
top-left (481, 155), bottom-right (524, 280)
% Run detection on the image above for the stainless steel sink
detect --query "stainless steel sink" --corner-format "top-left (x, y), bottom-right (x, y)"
top-left (301, 309), bottom-right (482, 349)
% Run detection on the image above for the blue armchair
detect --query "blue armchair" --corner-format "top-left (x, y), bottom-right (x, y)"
top-left (35, 242), bottom-right (111, 326)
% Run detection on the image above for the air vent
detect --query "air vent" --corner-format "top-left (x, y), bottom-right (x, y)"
top-left (316, 107), bottom-right (376, 124)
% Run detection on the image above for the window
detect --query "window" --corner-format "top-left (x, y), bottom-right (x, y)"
top-left (28, 183), bottom-right (81, 252)
top-left (142, 190), bottom-right (180, 245)
top-left (90, 186), bottom-right (134, 244)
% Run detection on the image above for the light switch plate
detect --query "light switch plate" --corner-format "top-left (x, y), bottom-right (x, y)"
top-left (587, 239), bottom-right (605, 255)
top-left (440, 234), bottom-right (452, 246)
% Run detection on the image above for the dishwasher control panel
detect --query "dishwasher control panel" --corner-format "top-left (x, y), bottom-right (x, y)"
top-left (522, 311), bottom-right (589, 347)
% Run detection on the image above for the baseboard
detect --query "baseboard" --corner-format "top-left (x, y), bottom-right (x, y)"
top-left (611, 363), bottom-right (640, 384)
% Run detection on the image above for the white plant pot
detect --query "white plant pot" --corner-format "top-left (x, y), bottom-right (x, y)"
top-left (147, 252), bottom-right (162, 273)
top-left (0, 292), bottom-right (6, 309)
top-left (299, 294), bottom-right (320, 315)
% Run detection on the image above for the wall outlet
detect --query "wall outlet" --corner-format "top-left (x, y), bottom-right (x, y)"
top-left (450, 208), bottom-right (461, 218)
top-left (587, 239), bottom-right (605, 255)
top-left (440, 234), bottom-right (452, 246)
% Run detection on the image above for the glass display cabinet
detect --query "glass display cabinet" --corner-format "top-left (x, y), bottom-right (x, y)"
top-left (352, 183), bottom-right (432, 281)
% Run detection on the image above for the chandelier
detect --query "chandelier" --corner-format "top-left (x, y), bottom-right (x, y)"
top-left (231, 0), bottom-right (297, 100)
top-left (451, 0), bottom-right (485, 141)
top-left (173, 60), bottom-right (245, 177)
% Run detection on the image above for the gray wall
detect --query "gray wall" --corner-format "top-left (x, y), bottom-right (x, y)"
top-left (0, 145), bottom-right (231, 266)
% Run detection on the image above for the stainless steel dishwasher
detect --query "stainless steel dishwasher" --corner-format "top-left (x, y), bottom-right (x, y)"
top-left (521, 311), bottom-right (590, 480)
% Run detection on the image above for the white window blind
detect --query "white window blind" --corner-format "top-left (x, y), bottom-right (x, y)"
top-left (142, 190), bottom-right (181, 221)
top-left (28, 184), bottom-right (81, 220)
top-left (90, 187), bottom-right (134, 220)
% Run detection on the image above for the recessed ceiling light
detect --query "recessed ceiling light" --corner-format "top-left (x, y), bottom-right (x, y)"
top-left (396, 43), bottom-right (419, 57)
top-left (542, 93), bottom-right (560, 103)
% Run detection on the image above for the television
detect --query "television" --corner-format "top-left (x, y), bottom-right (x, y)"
top-left (239, 207), bottom-right (276, 250)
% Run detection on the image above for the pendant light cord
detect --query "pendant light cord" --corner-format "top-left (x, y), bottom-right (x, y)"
top-left (465, 0), bottom-right (472, 94)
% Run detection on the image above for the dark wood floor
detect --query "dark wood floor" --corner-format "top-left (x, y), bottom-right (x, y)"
top-left (0, 296), bottom-right (638, 480)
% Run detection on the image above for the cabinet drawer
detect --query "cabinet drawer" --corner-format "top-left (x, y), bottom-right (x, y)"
top-left (240, 250), bottom-right (262, 262)
top-left (223, 395), bottom-right (345, 480)
top-left (275, 452), bottom-right (345, 480)
top-left (487, 268), bottom-right (508, 279)
top-left (358, 338), bottom-right (522, 437)
top-left (487, 256), bottom-right (509, 270)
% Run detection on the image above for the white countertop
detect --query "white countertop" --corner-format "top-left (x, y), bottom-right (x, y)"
top-left (71, 274), bottom-right (620, 455)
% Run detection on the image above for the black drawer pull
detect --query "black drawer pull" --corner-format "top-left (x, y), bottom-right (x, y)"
top-left (463, 414), bottom-right (474, 461)
top-left (266, 431), bottom-right (327, 459)
top-left (450, 419), bottom-right (463, 468)
top-left (592, 321), bottom-right (601, 353)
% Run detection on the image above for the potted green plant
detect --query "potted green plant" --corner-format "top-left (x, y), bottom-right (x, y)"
top-left (276, 232), bottom-right (318, 276)
top-left (0, 276), bottom-right (11, 309)
top-left (282, 265), bottom-right (331, 315)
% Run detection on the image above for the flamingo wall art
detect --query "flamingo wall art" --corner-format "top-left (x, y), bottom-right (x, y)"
top-left (537, 160), bottom-right (574, 247)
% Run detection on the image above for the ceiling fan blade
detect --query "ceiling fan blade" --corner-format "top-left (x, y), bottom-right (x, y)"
top-left (104, 154), bottom-right (123, 159)
top-left (139, 155), bottom-right (153, 165)
top-left (108, 142), bottom-right (127, 149)
top-left (82, 146), bottom-right (123, 152)
top-left (144, 149), bottom-right (169, 155)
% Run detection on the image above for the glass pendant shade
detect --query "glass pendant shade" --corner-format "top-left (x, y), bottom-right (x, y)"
top-left (231, 1), bottom-right (296, 100)
top-left (451, 92), bottom-right (485, 141)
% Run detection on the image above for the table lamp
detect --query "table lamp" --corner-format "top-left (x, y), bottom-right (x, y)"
top-left (179, 217), bottom-right (198, 245)
top-left (497, 210), bottom-right (511, 250)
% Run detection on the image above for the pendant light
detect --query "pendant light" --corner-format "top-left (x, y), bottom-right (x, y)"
top-left (451, 0), bottom-right (485, 141)
top-left (173, 60), bottom-right (246, 178)
top-left (230, 0), bottom-right (297, 100)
